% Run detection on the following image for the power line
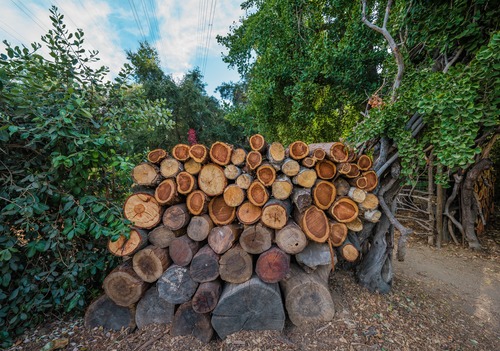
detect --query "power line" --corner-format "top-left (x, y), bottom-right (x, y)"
top-left (10, 0), bottom-right (49, 33)
top-left (128, 0), bottom-right (147, 42)
top-left (0, 21), bottom-right (26, 44)
top-left (202, 0), bottom-right (217, 75)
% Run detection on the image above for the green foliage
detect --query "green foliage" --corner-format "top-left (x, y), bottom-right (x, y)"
top-left (0, 7), bottom-right (173, 346)
top-left (217, 0), bottom-right (386, 142)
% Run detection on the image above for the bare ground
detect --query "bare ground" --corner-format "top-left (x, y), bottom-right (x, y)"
top-left (7, 232), bottom-right (500, 351)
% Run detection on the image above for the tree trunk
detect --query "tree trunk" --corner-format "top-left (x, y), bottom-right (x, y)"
top-left (275, 220), bottom-right (308, 254)
top-left (312, 180), bottom-right (337, 210)
top-left (235, 173), bottom-right (253, 190)
top-left (247, 180), bottom-right (269, 207)
top-left (148, 225), bottom-right (184, 248)
top-left (155, 179), bottom-right (181, 205)
top-left (223, 184), bottom-right (246, 207)
top-left (292, 187), bottom-right (312, 213)
top-left (224, 164), bottom-right (241, 180)
top-left (219, 244), bottom-right (253, 283)
top-left (169, 235), bottom-right (201, 267)
top-left (267, 141), bottom-right (286, 164)
top-left (281, 158), bottom-right (300, 176)
top-left (249, 133), bottom-right (267, 152)
top-left (208, 196), bottom-right (236, 225)
top-left (189, 144), bottom-right (208, 163)
top-left (246, 150), bottom-right (263, 170)
top-left (295, 242), bottom-right (332, 271)
top-left (131, 163), bottom-right (161, 187)
top-left (209, 142), bottom-right (233, 166)
top-left (198, 163), bottom-right (227, 196)
top-left (160, 157), bottom-right (183, 178)
top-left (211, 276), bottom-right (285, 339)
top-left (329, 142), bottom-right (349, 162)
top-left (236, 201), bottom-right (262, 225)
top-left (315, 160), bottom-right (336, 179)
top-left (239, 222), bottom-right (274, 254)
top-left (132, 245), bottom-right (171, 283)
top-left (108, 227), bottom-right (148, 257)
top-left (329, 221), bottom-right (348, 247)
top-left (171, 301), bottom-right (214, 343)
top-left (135, 285), bottom-right (174, 329)
top-left (172, 143), bottom-right (190, 161)
top-left (163, 203), bottom-right (191, 231)
top-left (231, 148), bottom-right (247, 166)
top-left (147, 148), bottom-right (168, 164)
top-left (103, 260), bottom-right (149, 307)
top-left (187, 214), bottom-right (214, 241)
top-left (190, 244), bottom-right (220, 283)
top-left (296, 205), bottom-right (330, 243)
top-left (186, 190), bottom-right (209, 216)
top-left (208, 223), bottom-right (243, 254)
top-left (271, 174), bottom-right (293, 200)
top-left (192, 280), bottom-right (222, 313)
top-left (292, 167), bottom-right (317, 188)
top-left (123, 193), bottom-right (163, 229)
top-left (157, 265), bottom-right (198, 304)
top-left (261, 199), bottom-right (291, 229)
top-left (288, 141), bottom-right (309, 160)
top-left (255, 246), bottom-right (290, 283)
top-left (256, 163), bottom-right (277, 186)
top-left (329, 197), bottom-right (359, 223)
top-left (176, 171), bottom-right (197, 195)
top-left (85, 295), bottom-right (136, 331)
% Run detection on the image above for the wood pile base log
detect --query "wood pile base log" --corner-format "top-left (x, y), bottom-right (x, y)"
top-left (88, 137), bottom-right (384, 341)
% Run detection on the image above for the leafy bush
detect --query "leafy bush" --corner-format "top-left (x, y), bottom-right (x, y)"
top-left (0, 7), bottom-right (173, 347)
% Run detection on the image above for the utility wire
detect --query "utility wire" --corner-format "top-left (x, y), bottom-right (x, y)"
top-left (10, 0), bottom-right (49, 32)
top-left (128, 0), bottom-right (147, 42)
top-left (202, 0), bottom-right (217, 75)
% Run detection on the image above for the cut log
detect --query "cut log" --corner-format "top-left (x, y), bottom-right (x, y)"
top-left (359, 193), bottom-right (379, 210)
top-left (292, 167), bottom-right (317, 188)
top-left (154, 179), bottom-right (180, 205)
top-left (124, 193), bottom-right (163, 229)
top-left (239, 222), bottom-right (274, 254)
top-left (351, 175), bottom-right (367, 189)
top-left (208, 196), bottom-right (236, 225)
top-left (315, 160), bottom-right (336, 180)
top-left (176, 171), bottom-right (197, 194)
top-left (339, 236), bottom-right (360, 262)
top-left (348, 187), bottom-right (367, 203)
top-left (236, 201), bottom-right (262, 225)
top-left (301, 157), bottom-right (316, 168)
top-left (171, 301), bottom-right (214, 343)
top-left (169, 235), bottom-right (201, 267)
top-left (346, 163), bottom-right (361, 178)
top-left (208, 223), bottom-right (242, 254)
top-left (357, 154), bottom-right (373, 171)
top-left (192, 280), bottom-right (222, 313)
top-left (186, 190), bottom-right (209, 215)
top-left (172, 144), bottom-right (191, 161)
top-left (187, 214), bottom-right (214, 241)
top-left (131, 163), bottom-right (162, 186)
top-left (246, 150), bottom-right (263, 170)
top-left (223, 184), bottom-right (246, 207)
top-left (184, 158), bottom-right (202, 175)
top-left (361, 171), bottom-right (378, 191)
top-left (275, 220), bottom-right (308, 254)
top-left (256, 163), bottom-right (276, 186)
top-left (103, 260), bottom-right (149, 307)
top-left (84, 295), bottom-right (136, 331)
top-left (210, 142), bottom-right (232, 166)
top-left (329, 221), bottom-right (348, 247)
top-left (295, 242), bottom-right (332, 271)
top-left (289, 141), bottom-right (309, 160)
top-left (271, 174), bottom-right (293, 200)
top-left (135, 285), bottom-right (174, 329)
top-left (279, 264), bottom-right (334, 326)
top-left (231, 148), bottom-right (247, 166)
top-left (160, 157), bottom-right (183, 178)
top-left (247, 181), bottom-right (269, 207)
top-left (297, 205), bottom-right (330, 243)
top-left (338, 162), bottom-right (352, 175)
top-left (224, 164), bottom-right (242, 180)
top-left (148, 225), bottom-right (184, 248)
top-left (345, 217), bottom-right (363, 232)
top-left (249, 134), bottom-right (267, 152)
top-left (363, 209), bottom-right (382, 223)
top-left (147, 148), bottom-right (168, 164)
top-left (267, 142), bottom-right (285, 164)
top-left (198, 163), bottom-right (227, 196)
top-left (334, 178), bottom-right (350, 197)
top-left (219, 244), bottom-right (253, 283)
top-left (235, 173), bottom-right (253, 190)
top-left (329, 142), bottom-right (349, 163)
top-left (261, 199), bottom-right (291, 229)
top-left (281, 158), bottom-right (300, 176)
top-left (189, 144), bottom-right (208, 163)
top-left (163, 203), bottom-right (191, 231)
top-left (132, 245), bottom-right (171, 283)
top-left (255, 246), bottom-right (290, 283)
top-left (312, 180), bottom-right (337, 210)
top-left (329, 198), bottom-right (359, 223)
top-left (190, 244), bottom-right (220, 282)
top-left (292, 187), bottom-right (312, 213)
top-left (311, 148), bottom-right (326, 161)
top-left (108, 227), bottom-right (148, 257)
top-left (211, 276), bottom-right (285, 339)
top-left (157, 264), bottom-right (198, 304)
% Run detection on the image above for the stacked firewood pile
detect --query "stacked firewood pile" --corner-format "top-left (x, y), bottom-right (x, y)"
top-left (84, 135), bottom-right (380, 342)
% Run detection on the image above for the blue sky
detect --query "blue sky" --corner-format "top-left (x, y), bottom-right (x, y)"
top-left (0, 0), bottom-right (244, 98)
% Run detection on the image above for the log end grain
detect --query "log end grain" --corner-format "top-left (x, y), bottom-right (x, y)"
top-left (123, 193), bottom-right (163, 229)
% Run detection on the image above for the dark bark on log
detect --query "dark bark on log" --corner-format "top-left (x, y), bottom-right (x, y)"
top-left (135, 285), bottom-right (174, 329)
top-left (187, 214), bottom-right (214, 241)
top-left (192, 280), bottom-right (222, 314)
top-left (292, 187), bottom-right (312, 213)
top-left (219, 244), bottom-right (253, 283)
top-left (132, 245), bottom-right (171, 283)
top-left (190, 244), bottom-right (220, 283)
top-left (148, 225), bottom-right (185, 248)
top-left (208, 223), bottom-right (243, 254)
top-left (169, 235), bottom-right (200, 267)
top-left (163, 203), bottom-right (191, 231)
top-left (171, 301), bottom-right (214, 343)
top-left (295, 242), bottom-right (332, 271)
top-left (157, 265), bottom-right (198, 304)
top-left (85, 295), bottom-right (136, 331)
top-left (103, 260), bottom-right (149, 307)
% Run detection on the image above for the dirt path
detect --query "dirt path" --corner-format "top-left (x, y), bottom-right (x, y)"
top-left (394, 242), bottom-right (500, 333)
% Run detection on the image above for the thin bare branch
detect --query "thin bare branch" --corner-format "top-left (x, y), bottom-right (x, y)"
top-left (443, 46), bottom-right (464, 73)
top-left (383, 0), bottom-right (393, 29)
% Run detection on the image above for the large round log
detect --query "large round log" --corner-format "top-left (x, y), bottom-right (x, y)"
top-left (198, 163), bottom-right (227, 196)
top-left (279, 264), bottom-right (334, 326)
top-left (132, 245), bottom-right (171, 283)
top-left (239, 222), bottom-right (274, 254)
top-left (236, 201), bottom-right (262, 225)
top-left (288, 141), bottom-right (309, 160)
top-left (315, 160), bottom-right (336, 180)
top-left (157, 265), bottom-right (198, 304)
top-left (172, 143), bottom-right (190, 161)
top-left (189, 144), bottom-right (208, 163)
top-left (211, 276), bottom-right (285, 339)
top-left (247, 181), bottom-right (269, 207)
top-left (123, 193), bottom-right (163, 229)
top-left (169, 235), bottom-right (201, 267)
top-left (171, 301), bottom-right (214, 343)
top-left (361, 170), bottom-right (379, 192)
top-left (187, 214), bottom-right (214, 241)
top-left (329, 142), bottom-right (349, 162)
top-left (148, 225), bottom-right (184, 248)
top-left (261, 199), bottom-right (291, 229)
top-left (135, 285), bottom-right (174, 329)
top-left (160, 157), bottom-right (183, 178)
top-left (223, 184), bottom-right (246, 207)
top-left (208, 223), bottom-right (242, 254)
top-left (192, 280), bottom-right (222, 314)
top-left (312, 180), bottom-right (337, 210)
top-left (298, 205), bottom-right (330, 243)
top-left (147, 148), bottom-right (168, 164)
top-left (219, 244), bottom-right (253, 283)
top-left (208, 196), bottom-right (236, 225)
top-left (108, 227), bottom-right (148, 257)
top-left (163, 203), bottom-right (191, 230)
top-left (154, 178), bottom-right (180, 205)
top-left (210, 142), bottom-right (232, 166)
top-left (186, 190), bottom-right (209, 215)
top-left (329, 198), bottom-right (359, 223)
top-left (255, 246), bottom-right (290, 283)
top-left (357, 154), bottom-right (373, 170)
top-left (132, 163), bottom-right (162, 186)
top-left (84, 295), bottom-right (136, 331)
top-left (275, 220), bottom-right (308, 254)
top-left (190, 244), bottom-right (220, 282)
top-left (103, 261), bottom-right (149, 307)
